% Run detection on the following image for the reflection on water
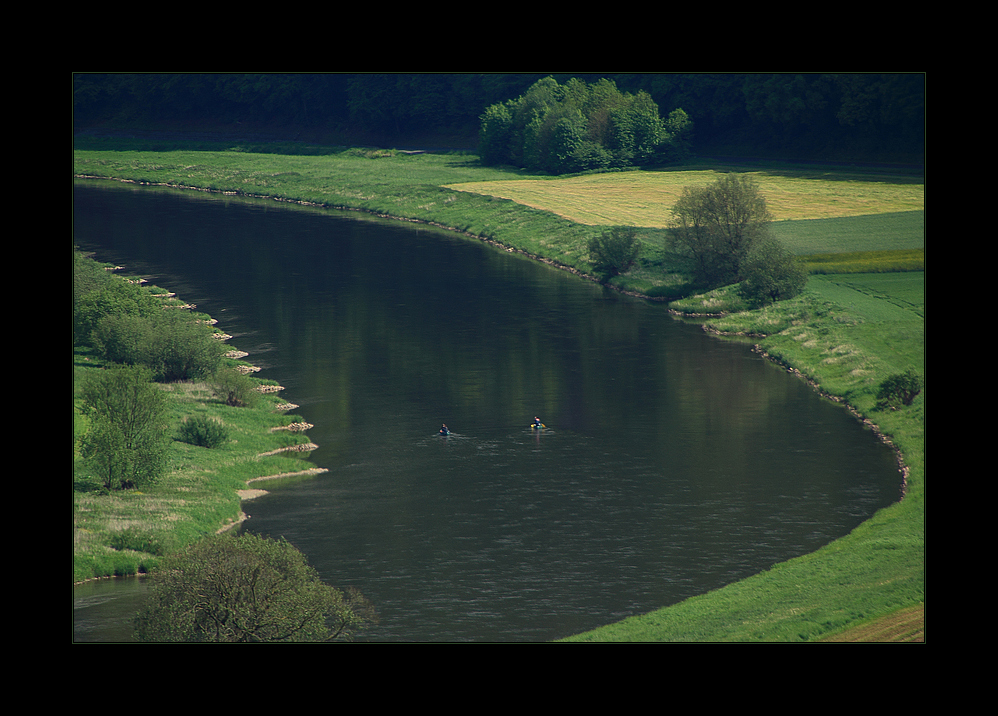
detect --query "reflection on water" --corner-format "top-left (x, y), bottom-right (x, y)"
top-left (73, 181), bottom-right (902, 642)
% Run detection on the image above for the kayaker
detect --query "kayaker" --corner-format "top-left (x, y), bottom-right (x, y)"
top-left (533, 417), bottom-right (543, 429)
top-left (439, 424), bottom-right (450, 436)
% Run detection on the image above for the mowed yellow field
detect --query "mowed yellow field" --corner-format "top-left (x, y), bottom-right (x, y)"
top-left (445, 170), bottom-right (925, 227)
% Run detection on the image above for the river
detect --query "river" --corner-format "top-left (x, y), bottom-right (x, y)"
top-left (72, 181), bottom-right (902, 642)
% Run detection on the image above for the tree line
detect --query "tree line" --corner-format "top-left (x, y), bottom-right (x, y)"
top-left (73, 73), bottom-right (924, 163)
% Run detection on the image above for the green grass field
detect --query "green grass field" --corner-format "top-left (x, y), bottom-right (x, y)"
top-left (772, 211), bottom-right (924, 254)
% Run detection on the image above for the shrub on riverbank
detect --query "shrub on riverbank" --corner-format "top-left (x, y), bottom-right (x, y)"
top-left (178, 414), bottom-right (229, 448)
top-left (876, 369), bottom-right (923, 410)
top-left (209, 367), bottom-right (261, 408)
top-left (587, 226), bottom-right (640, 281)
top-left (75, 272), bottom-right (160, 345)
top-left (739, 237), bottom-right (808, 306)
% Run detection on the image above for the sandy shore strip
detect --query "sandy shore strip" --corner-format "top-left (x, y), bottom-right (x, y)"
top-left (245, 467), bottom-right (329, 487)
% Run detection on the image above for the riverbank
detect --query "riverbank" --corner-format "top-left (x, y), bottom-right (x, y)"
top-left (73, 144), bottom-right (923, 640)
top-left (563, 278), bottom-right (924, 641)
top-left (73, 256), bottom-right (329, 584)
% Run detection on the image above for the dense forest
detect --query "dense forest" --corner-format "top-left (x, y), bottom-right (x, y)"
top-left (73, 73), bottom-right (924, 164)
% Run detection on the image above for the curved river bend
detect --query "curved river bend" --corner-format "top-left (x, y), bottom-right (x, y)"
top-left (73, 181), bottom-right (902, 642)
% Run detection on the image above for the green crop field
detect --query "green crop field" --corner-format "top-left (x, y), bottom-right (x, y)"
top-left (773, 211), bottom-right (925, 255)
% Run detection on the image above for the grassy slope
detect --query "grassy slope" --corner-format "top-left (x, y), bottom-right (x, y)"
top-left (819, 604), bottom-right (924, 642)
top-left (74, 143), bottom-right (924, 640)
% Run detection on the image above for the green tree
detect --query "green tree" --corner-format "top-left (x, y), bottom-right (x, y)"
top-left (669, 174), bottom-right (774, 287)
top-left (607, 91), bottom-right (664, 165)
top-left (79, 365), bottom-right (169, 490)
top-left (660, 108), bottom-right (693, 161)
top-left (478, 101), bottom-right (514, 165)
top-left (587, 226), bottom-right (640, 281)
top-left (90, 313), bottom-right (152, 366)
top-left (739, 236), bottom-right (808, 305)
top-left (547, 115), bottom-right (582, 173)
top-left (143, 311), bottom-right (225, 382)
top-left (134, 533), bottom-right (377, 642)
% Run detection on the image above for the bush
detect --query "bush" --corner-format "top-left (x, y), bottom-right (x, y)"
top-left (875, 369), bottom-right (923, 410)
top-left (210, 368), bottom-right (260, 408)
top-left (178, 414), bottom-right (229, 448)
top-left (587, 226), bottom-right (640, 281)
top-left (91, 313), bottom-right (153, 365)
top-left (739, 237), bottom-right (809, 306)
top-left (134, 533), bottom-right (377, 642)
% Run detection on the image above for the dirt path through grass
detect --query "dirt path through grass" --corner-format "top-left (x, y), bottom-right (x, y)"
top-left (820, 604), bottom-right (924, 642)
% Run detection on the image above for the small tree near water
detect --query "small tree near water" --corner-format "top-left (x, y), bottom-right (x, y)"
top-left (587, 226), bottom-right (640, 281)
top-left (739, 236), bottom-right (808, 306)
top-left (210, 368), bottom-right (260, 408)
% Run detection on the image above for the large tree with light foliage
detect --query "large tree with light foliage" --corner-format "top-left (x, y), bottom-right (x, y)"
top-left (669, 174), bottom-right (774, 287)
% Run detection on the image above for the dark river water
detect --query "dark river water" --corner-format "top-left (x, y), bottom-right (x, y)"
top-left (72, 180), bottom-right (902, 642)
